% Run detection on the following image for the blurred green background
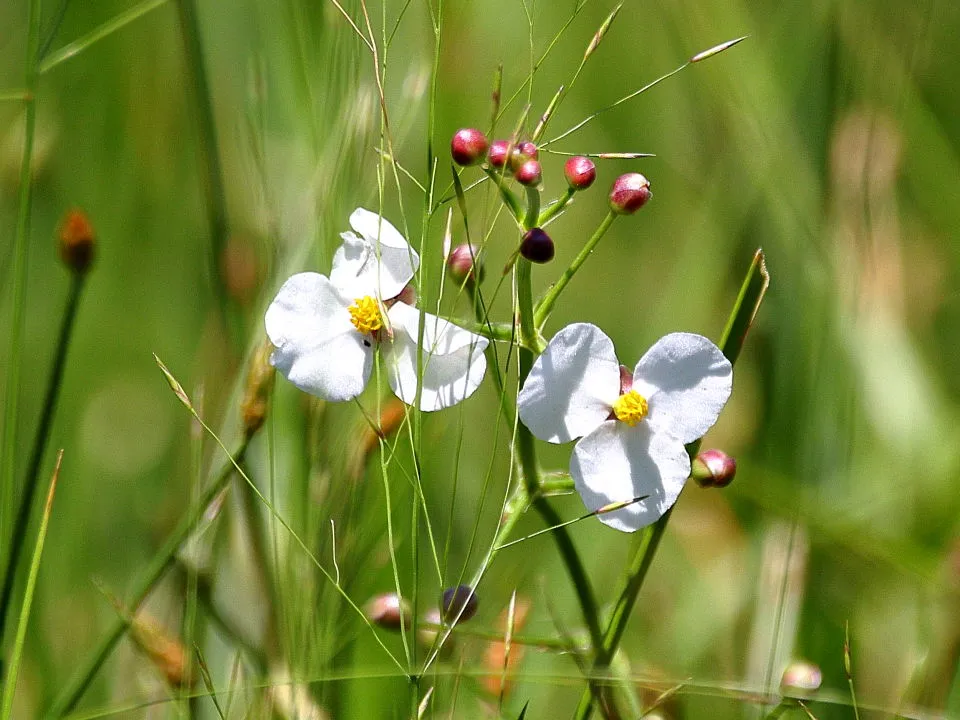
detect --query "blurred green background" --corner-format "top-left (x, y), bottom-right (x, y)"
top-left (2, 0), bottom-right (960, 717)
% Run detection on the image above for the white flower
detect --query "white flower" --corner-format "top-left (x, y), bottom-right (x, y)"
top-left (265, 208), bottom-right (488, 411)
top-left (518, 323), bottom-right (732, 532)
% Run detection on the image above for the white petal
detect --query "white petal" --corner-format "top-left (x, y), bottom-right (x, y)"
top-left (632, 332), bottom-right (732, 444)
top-left (517, 323), bottom-right (621, 443)
top-left (383, 302), bottom-right (489, 411)
top-left (571, 422), bottom-right (690, 532)
top-left (265, 272), bottom-right (373, 402)
top-left (330, 209), bottom-right (419, 300)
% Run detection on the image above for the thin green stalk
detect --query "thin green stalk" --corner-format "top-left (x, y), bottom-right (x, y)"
top-left (1, 451), bottom-right (61, 720)
top-left (0, 273), bottom-right (85, 649)
top-left (174, 0), bottom-right (230, 309)
top-left (44, 441), bottom-right (249, 719)
top-left (533, 210), bottom-right (617, 329)
top-left (236, 465), bottom-right (279, 658)
top-left (572, 250), bottom-right (769, 720)
top-left (1, 0), bottom-right (42, 642)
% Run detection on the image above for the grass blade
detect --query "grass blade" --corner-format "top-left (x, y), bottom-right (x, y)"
top-left (1, 450), bottom-right (63, 720)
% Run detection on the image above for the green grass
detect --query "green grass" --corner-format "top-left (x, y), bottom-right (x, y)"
top-left (1, 0), bottom-right (959, 717)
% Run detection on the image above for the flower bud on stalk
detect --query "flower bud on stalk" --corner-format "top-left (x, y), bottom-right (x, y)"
top-left (691, 449), bottom-right (737, 488)
top-left (241, 341), bottom-right (276, 438)
top-left (442, 585), bottom-right (479, 623)
top-left (58, 208), bottom-right (96, 274)
top-left (519, 227), bottom-right (554, 264)
top-left (365, 593), bottom-right (411, 631)
top-left (564, 156), bottom-right (596, 190)
top-left (451, 128), bottom-right (489, 166)
top-left (446, 243), bottom-right (484, 286)
top-left (608, 173), bottom-right (652, 214)
top-left (780, 660), bottom-right (823, 696)
top-left (514, 159), bottom-right (542, 187)
top-left (128, 611), bottom-right (193, 688)
top-left (487, 140), bottom-right (511, 169)
top-left (509, 141), bottom-right (539, 172)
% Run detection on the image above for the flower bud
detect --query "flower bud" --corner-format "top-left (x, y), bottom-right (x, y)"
top-left (691, 449), bottom-right (737, 488)
top-left (780, 661), bottom-right (822, 696)
top-left (240, 341), bottom-right (276, 438)
top-left (514, 159), bottom-right (542, 187)
top-left (128, 610), bottom-right (193, 688)
top-left (509, 141), bottom-right (539, 172)
top-left (487, 140), bottom-right (511, 169)
top-left (564, 156), bottom-right (596, 190)
top-left (442, 585), bottom-right (479, 623)
top-left (393, 283), bottom-right (417, 307)
top-left (58, 208), bottom-right (96, 274)
top-left (608, 173), bottom-right (652, 214)
top-left (365, 593), bottom-right (411, 631)
top-left (451, 128), bottom-right (489, 166)
top-left (519, 227), bottom-right (554, 264)
top-left (446, 243), bottom-right (484, 285)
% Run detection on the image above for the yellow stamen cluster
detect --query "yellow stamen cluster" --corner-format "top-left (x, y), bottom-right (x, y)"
top-left (612, 390), bottom-right (648, 426)
top-left (348, 296), bottom-right (384, 335)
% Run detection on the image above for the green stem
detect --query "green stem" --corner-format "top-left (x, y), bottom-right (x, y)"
top-left (572, 249), bottom-right (769, 720)
top-left (0, 0), bottom-right (42, 651)
top-left (533, 210), bottom-right (617, 329)
top-left (174, 0), bottom-right (230, 310)
top-left (537, 187), bottom-right (576, 227)
top-left (482, 167), bottom-right (523, 222)
top-left (237, 464), bottom-right (279, 658)
top-left (0, 273), bottom-right (85, 650)
top-left (44, 440), bottom-right (250, 719)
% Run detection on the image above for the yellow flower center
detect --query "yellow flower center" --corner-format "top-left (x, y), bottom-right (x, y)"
top-left (612, 390), bottom-right (648, 426)
top-left (348, 296), bottom-right (384, 335)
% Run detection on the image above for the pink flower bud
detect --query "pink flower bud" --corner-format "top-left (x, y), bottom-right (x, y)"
top-left (509, 141), bottom-right (539, 171)
top-left (451, 128), bottom-right (489, 166)
top-left (446, 243), bottom-right (484, 285)
top-left (515, 159), bottom-right (542, 187)
top-left (608, 173), bottom-right (652, 214)
top-left (564, 156), bottom-right (596, 190)
top-left (691, 449), bottom-right (737, 488)
top-left (365, 593), bottom-right (411, 631)
top-left (519, 227), bottom-right (554, 263)
top-left (487, 140), bottom-right (511, 169)
top-left (780, 661), bottom-right (822, 696)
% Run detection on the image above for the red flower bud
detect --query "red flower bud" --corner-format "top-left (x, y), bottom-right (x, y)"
top-left (514, 159), bottom-right (542, 187)
top-left (564, 156), bottom-right (596, 190)
top-left (487, 140), bottom-right (511, 169)
top-left (451, 128), bottom-right (489, 166)
top-left (509, 141), bottom-right (539, 171)
top-left (608, 173), bottom-right (652, 214)
top-left (58, 208), bottom-right (96, 274)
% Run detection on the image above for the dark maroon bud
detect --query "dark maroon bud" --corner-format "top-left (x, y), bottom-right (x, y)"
top-left (446, 243), bottom-right (484, 285)
top-left (519, 227), bottom-right (554, 264)
top-left (564, 156), bottom-right (596, 190)
top-left (608, 173), bottom-right (652, 214)
top-left (691, 449), bottom-right (737, 488)
top-left (365, 593), bottom-right (411, 631)
top-left (618, 365), bottom-right (633, 394)
top-left (509, 140), bottom-right (539, 171)
top-left (442, 585), bottom-right (479, 623)
top-left (780, 661), bottom-right (822, 696)
top-left (487, 140), bottom-right (511, 169)
top-left (451, 128), bottom-right (489, 166)
top-left (514, 159), bottom-right (542, 187)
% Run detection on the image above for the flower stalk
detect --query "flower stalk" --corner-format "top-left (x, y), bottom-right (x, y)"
top-left (534, 210), bottom-right (617, 329)
top-left (571, 249), bottom-right (769, 719)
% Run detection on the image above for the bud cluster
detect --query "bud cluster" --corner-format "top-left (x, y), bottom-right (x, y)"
top-left (450, 126), bottom-right (654, 269)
